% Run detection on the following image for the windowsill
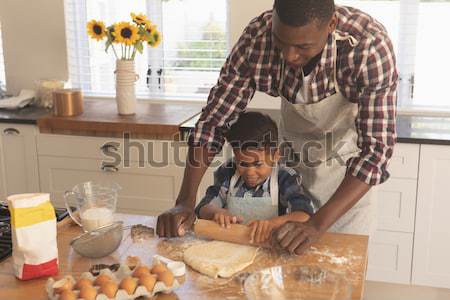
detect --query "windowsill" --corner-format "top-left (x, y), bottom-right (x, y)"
top-left (397, 107), bottom-right (450, 117)
top-left (84, 94), bottom-right (207, 106)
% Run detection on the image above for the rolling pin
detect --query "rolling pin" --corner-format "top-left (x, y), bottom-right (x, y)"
top-left (193, 219), bottom-right (268, 247)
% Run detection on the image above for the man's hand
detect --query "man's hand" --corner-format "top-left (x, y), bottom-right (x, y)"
top-left (213, 211), bottom-right (243, 228)
top-left (273, 220), bottom-right (324, 255)
top-left (156, 204), bottom-right (195, 238)
top-left (248, 219), bottom-right (277, 244)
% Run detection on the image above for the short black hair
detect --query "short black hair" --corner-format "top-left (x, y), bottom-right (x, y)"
top-left (225, 111), bottom-right (278, 152)
top-left (274, 0), bottom-right (335, 27)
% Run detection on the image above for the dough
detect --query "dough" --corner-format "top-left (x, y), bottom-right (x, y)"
top-left (183, 241), bottom-right (258, 278)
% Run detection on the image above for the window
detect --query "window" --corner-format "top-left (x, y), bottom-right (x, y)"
top-left (0, 24), bottom-right (6, 90)
top-left (64, 0), bottom-right (228, 100)
top-left (337, 0), bottom-right (450, 111)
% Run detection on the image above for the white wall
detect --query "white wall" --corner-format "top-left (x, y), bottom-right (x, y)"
top-left (0, 0), bottom-right (279, 109)
top-left (0, 0), bottom-right (68, 95)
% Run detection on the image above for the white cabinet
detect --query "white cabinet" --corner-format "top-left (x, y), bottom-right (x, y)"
top-left (412, 144), bottom-right (450, 289)
top-left (38, 156), bottom-right (183, 216)
top-left (367, 231), bottom-right (414, 284)
top-left (0, 124), bottom-right (40, 196)
top-left (367, 143), bottom-right (419, 284)
top-left (37, 134), bottom-right (231, 215)
top-left (37, 134), bottom-right (190, 215)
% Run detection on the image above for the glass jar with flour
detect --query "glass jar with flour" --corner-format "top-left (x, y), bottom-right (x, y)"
top-left (64, 181), bottom-right (120, 232)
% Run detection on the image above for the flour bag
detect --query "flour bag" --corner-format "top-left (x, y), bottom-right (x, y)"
top-left (7, 193), bottom-right (58, 280)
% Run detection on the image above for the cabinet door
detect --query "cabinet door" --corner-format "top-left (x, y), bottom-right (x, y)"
top-left (367, 230), bottom-right (413, 284)
top-left (38, 156), bottom-right (183, 216)
top-left (0, 124), bottom-right (39, 195)
top-left (412, 144), bottom-right (450, 289)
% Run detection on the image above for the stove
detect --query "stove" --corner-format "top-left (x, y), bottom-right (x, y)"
top-left (0, 203), bottom-right (70, 262)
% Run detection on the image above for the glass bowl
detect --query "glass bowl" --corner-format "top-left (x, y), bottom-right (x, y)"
top-left (244, 265), bottom-right (352, 300)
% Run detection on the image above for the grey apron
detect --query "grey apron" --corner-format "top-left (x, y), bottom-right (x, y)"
top-left (227, 166), bottom-right (279, 224)
top-left (278, 32), bottom-right (376, 235)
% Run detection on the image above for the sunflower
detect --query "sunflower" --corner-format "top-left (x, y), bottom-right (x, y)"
top-left (150, 30), bottom-right (162, 48)
top-left (113, 22), bottom-right (139, 45)
top-left (131, 12), bottom-right (148, 26)
top-left (87, 20), bottom-right (106, 41)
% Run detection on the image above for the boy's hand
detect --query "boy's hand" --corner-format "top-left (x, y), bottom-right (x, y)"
top-left (248, 219), bottom-right (277, 244)
top-left (213, 211), bottom-right (243, 228)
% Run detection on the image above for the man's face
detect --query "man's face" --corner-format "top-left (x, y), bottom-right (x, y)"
top-left (234, 148), bottom-right (279, 188)
top-left (272, 10), bottom-right (336, 68)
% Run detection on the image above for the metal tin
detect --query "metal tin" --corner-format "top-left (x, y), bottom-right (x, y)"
top-left (53, 88), bottom-right (83, 117)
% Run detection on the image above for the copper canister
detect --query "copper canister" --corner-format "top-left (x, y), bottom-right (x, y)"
top-left (53, 89), bottom-right (83, 117)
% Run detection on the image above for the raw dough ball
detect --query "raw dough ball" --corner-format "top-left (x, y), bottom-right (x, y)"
top-left (75, 278), bottom-right (93, 290)
top-left (94, 274), bottom-right (112, 286)
top-left (59, 290), bottom-right (77, 300)
top-left (158, 271), bottom-right (174, 287)
top-left (100, 281), bottom-right (118, 298)
top-left (119, 276), bottom-right (137, 295)
top-left (78, 286), bottom-right (97, 300)
top-left (151, 263), bottom-right (168, 275)
top-left (133, 265), bottom-right (150, 277)
top-left (138, 274), bottom-right (157, 292)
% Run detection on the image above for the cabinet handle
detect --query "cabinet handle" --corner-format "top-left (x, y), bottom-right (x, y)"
top-left (100, 143), bottom-right (119, 152)
top-left (101, 164), bottom-right (119, 173)
top-left (3, 128), bottom-right (20, 135)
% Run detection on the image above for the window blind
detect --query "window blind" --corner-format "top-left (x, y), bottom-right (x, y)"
top-left (337, 0), bottom-right (450, 110)
top-left (64, 0), bottom-right (228, 100)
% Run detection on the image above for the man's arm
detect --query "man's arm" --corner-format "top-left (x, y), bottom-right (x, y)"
top-left (156, 145), bottom-right (214, 237)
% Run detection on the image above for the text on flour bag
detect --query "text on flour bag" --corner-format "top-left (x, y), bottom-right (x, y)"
top-left (7, 193), bottom-right (58, 280)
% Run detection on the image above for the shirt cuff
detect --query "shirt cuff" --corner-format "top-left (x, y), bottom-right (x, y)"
top-left (346, 155), bottom-right (390, 185)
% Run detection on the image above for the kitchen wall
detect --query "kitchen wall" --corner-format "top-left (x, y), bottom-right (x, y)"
top-left (0, 0), bottom-right (280, 109)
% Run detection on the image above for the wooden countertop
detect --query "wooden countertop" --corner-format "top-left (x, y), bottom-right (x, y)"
top-left (37, 100), bottom-right (203, 139)
top-left (0, 214), bottom-right (369, 300)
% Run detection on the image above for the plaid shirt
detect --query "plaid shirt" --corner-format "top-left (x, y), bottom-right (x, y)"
top-left (195, 159), bottom-right (314, 217)
top-left (189, 6), bottom-right (398, 185)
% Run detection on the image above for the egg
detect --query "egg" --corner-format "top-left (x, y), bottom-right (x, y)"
top-left (119, 276), bottom-right (137, 295)
top-left (78, 286), bottom-right (97, 300)
top-left (59, 289), bottom-right (77, 300)
top-left (151, 263), bottom-right (168, 275)
top-left (94, 274), bottom-right (112, 286)
top-left (133, 265), bottom-right (150, 277)
top-left (138, 274), bottom-right (157, 292)
top-left (158, 270), bottom-right (174, 287)
top-left (74, 278), bottom-right (93, 290)
top-left (52, 276), bottom-right (74, 294)
top-left (100, 281), bottom-right (118, 298)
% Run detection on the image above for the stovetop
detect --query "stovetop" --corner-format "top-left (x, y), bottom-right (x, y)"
top-left (0, 202), bottom-right (70, 263)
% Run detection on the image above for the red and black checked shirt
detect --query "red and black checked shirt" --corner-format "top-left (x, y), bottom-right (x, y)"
top-left (189, 6), bottom-right (398, 186)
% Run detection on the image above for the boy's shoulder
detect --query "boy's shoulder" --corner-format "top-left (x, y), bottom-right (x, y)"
top-left (277, 165), bottom-right (302, 186)
top-left (214, 158), bottom-right (236, 180)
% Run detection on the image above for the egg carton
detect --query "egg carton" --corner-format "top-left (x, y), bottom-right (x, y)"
top-left (46, 262), bottom-right (181, 300)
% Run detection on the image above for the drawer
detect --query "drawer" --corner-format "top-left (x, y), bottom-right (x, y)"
top-left (375, 178), bottom-right (417, 232)
top-left (388, 143), bottom-right (420, 179)
top-left (37, 133), bottom-right (189, 165)
top-left (367, 230), bottom-right (413, 284)
top-left (38, 156), bottom-right (185, 216)
top-left (37, 134), bottom-right (232, 167)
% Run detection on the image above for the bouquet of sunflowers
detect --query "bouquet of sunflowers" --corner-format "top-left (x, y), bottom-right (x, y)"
top-left (87, 13), bottom-right (162, 60)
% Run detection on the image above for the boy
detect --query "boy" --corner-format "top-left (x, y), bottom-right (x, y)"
top-left (195, 111), bottom-right (314, 244)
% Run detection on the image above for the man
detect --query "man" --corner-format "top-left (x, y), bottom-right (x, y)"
top-left (157, 0), bottom-right (397, 255)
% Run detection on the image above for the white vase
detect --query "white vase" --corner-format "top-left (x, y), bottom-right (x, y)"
top-left (115, 59), bottom-right (138, 115)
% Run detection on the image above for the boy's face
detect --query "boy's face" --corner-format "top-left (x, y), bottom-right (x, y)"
top-left (233, 148), bottom-right (280, 188)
